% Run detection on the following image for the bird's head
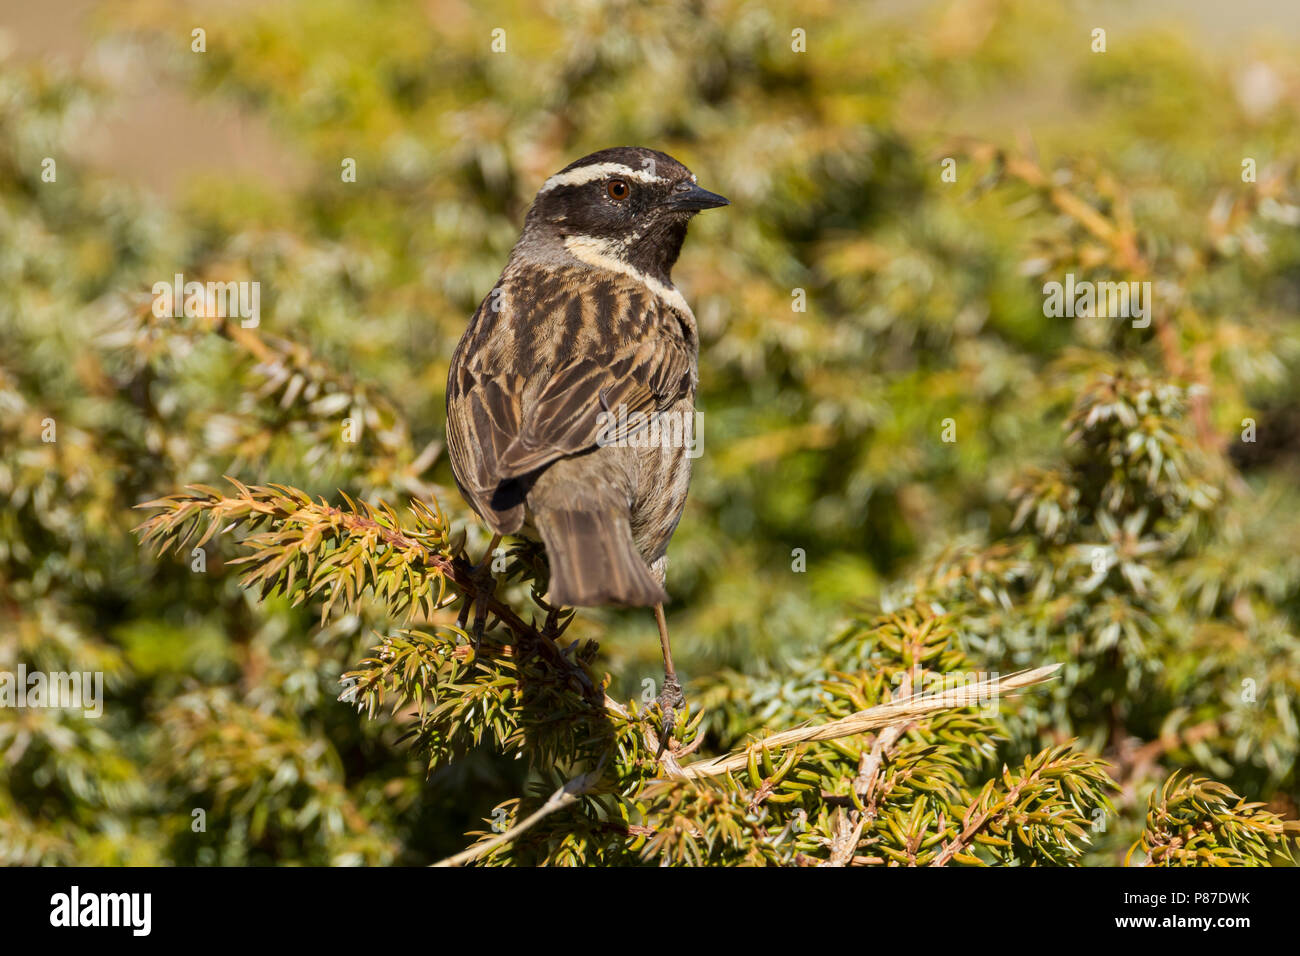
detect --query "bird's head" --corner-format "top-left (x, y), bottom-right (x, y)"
top-left (521, 146), bottom-right (728, 285)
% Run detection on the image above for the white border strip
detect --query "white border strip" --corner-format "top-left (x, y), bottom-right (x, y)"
top-left (540, 162), bottom-right (669, 193)
top-left (563, 235), bottom-right (693, 317)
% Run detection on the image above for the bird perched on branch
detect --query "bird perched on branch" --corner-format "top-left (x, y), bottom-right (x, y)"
top-left (445, 146), bottom-right (728, 723)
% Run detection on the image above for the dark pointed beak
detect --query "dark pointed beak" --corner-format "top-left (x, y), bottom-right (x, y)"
top-left (666, 182), bottom-right (730, 212)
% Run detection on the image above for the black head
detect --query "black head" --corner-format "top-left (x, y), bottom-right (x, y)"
top-left (524, 146), bottom-right (728, 283)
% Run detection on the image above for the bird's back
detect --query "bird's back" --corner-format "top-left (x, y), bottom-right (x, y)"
top-left (446, 260), bottom-right (698, 585)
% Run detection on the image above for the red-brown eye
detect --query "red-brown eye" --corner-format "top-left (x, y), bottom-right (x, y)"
top-left (607, 179), bottom-right (630, 200)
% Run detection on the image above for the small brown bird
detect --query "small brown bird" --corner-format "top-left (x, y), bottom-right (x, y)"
top-left (445, 146), bottom-right (728, 717)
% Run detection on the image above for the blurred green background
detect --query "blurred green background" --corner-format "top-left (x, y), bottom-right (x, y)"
top-left (3, 0), bottom-right (1300, 863)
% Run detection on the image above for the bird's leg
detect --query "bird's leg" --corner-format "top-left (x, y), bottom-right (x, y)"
top-left (653, 603), bottom-right (686, 742)
top-left (457, 532), bottom-right (502, 645)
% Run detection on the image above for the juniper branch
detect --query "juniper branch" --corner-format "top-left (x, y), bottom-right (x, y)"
top-left (132, 478), bottom-right (599, 698)
top-left (434, 762), bottom-right (606, 868)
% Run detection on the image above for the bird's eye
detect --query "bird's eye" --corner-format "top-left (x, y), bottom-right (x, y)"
top-left (607, 179), bottom-right (630, 200)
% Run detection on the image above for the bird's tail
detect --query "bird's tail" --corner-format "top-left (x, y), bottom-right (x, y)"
top-left (534, 507), bottom-right (668, 607)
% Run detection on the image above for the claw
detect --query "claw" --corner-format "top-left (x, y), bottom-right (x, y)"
top-left (654, 673), bottom-right (686, 752)
top-left (458, 534), bottom-right (502, 647)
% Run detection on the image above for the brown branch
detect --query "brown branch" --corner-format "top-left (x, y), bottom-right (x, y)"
top-left (676, 665), bottom-right (1061, 780)
top-left (930, 755), bottom-right (1057, 867)
top-left (989, 146), bottom-right (1223, 453)
top-left (1116, 718), bottom-right (1222, 785)
top-left (135, 481), bottom-right (600, 699)
top-left (433, 763), bottom-right (604, 867)
top-left (825, 721), bottom-right (911, 867)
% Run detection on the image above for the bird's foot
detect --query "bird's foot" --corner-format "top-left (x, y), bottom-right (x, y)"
top-left (654, 674), bottom-right (686, 746)
top-left (456, 559), bottom-right (498, 648)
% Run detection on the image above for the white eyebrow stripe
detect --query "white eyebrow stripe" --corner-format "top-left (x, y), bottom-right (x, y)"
top-left (563, 234), bottom-right (693, 318)
top-left (540, 162), bottom-right (669, 192)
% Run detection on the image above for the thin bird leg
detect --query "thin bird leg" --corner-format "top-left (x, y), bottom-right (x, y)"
top-left (654, 603), bottom-right (686, 741)
top-left (457, 532), bottom-right (502, 643)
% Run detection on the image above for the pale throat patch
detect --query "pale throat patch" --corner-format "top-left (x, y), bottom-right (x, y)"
top-left (563, 234), bottom-right (693, 317)
top-left (539, 162), bottom-right (670, 193)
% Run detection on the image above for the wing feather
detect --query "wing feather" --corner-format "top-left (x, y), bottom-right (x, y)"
top-left (447, 271), bottom-right (696, 505)
top-left (496, 333), bottom-right (692, 479)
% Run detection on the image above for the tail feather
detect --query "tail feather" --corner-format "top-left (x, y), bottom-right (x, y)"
top-left (534, 508), bottom-right (667, 607)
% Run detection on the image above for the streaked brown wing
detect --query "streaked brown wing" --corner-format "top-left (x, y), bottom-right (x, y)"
top-left (447, 364), bottom-right (523, 491)
top-left (495, 329), bottom-right (693, 480)
top-left (445, 357), bottom-right (530, 526)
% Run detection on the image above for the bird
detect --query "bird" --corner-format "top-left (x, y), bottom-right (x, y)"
top-left (445, 146), bottom-right (728, 724)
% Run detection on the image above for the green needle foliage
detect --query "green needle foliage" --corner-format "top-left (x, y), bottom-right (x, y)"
top-left (3, 0), bottom-right (1300, 865)
top-left (129, 482), bottom-right (1288, 866)
top-left (1132, 773), bottom-right (1295, 867)
top-left (138, 486), bottom-right (1121, 865)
